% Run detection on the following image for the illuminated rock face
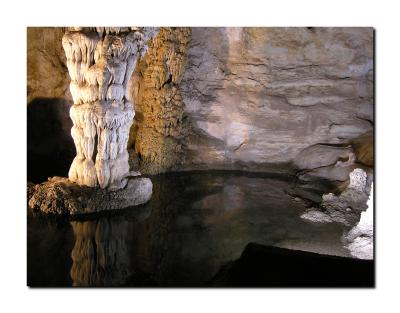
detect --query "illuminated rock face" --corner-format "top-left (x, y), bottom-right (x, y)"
top-left (62, 27), bottom-right (157, 189)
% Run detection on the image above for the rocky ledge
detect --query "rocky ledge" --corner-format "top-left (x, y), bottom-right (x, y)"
top-left (301, 168), bottom-right (371, 226)
top-left (28, 176), bottom-right (152, 215)
top-left (300, 168), bottom-right (373, 259)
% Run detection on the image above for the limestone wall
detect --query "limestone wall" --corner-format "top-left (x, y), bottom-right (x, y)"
top-left (180, 27), bottom-right (373, 178)
top-left (27, 27), bottom-right (374, 181)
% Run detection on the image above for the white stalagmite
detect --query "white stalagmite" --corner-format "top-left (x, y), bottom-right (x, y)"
top-left (62, 27), bottom-right (158, 189)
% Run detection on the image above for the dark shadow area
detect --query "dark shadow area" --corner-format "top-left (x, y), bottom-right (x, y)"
top-left (27, 210), bottom-right (74, 287)
top-left (210, 242), bottom-right (374, 287)
top-left (28, 171), bottom-right (367, 287)
top-left (27, 97), bottom-right (74, 183)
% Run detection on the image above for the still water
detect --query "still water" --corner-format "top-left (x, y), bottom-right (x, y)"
top-left (27, 171), bottom-right (351, 287)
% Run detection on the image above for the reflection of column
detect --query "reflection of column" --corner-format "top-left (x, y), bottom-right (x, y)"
top-left (70, 217), bottom-right (129, 286)
top-left (62, 27), bottom-right (157, 189)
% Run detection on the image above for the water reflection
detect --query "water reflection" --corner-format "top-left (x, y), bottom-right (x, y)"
top-left (70, 217), bottom-right (130, 287)
top-left (28, 171), bottom-right (351, 287)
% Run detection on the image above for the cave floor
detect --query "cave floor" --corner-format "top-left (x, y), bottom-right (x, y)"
top-left (27, 170), bottom-right (354, 287)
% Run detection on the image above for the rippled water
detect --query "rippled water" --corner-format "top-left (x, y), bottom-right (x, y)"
top-left (27, 171), bottom-right (351, 287)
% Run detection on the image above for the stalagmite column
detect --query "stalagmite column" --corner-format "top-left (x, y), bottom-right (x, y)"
top-left (62, 27), bottom-right (157, 189)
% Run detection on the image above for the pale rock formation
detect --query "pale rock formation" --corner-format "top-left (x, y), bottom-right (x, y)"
top-left (300, 168), bottom-right (371, 226)
top-left (343, 183), bottom-right (374, 259)
top-left (62, 27), bottom-right (158, 188)
top-left (348, 168), bottom-right (367, 192)
top-left (27, 28), bottom-right (75, 182)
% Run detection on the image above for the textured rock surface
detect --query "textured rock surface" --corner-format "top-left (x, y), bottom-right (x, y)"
top-left (28, 176), bottom-right (152, 215)
top-left (300, 168), bottom-right (371, 226)
top-left (301, 209), bottom-right (333, 224)
top-left (27, 28), bottom-right (69, 104)
top-left (294, 144), bottom-right (359, 184)
top-left (351, 130), bottom-right (374, 167)
top-left (28, 27), bottom-right (373, 179)
top-left (343, 182), bottom-right (373, 260)
top-left (180, 27), bottom-right (373, 174)
top-left (128, 27), bottom-right (191, 174)
top-left (63, 27), bottom-right (157, 188)
top-left (348, 168), bottom-right (367, 192)
top-left (27, 27), bottom-right (75, 182)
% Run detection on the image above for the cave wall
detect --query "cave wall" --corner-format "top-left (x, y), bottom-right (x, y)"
top-left (27, 27), bottom-right (373, 181)
top-left (180, 27), bottom-right (374, 177)
top-left (27, 27), bottom-right (75, 182)
top-left (129, 27), bottom-right (191, 174)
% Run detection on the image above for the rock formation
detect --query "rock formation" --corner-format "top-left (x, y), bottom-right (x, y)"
top-left (343, 183), bottom-right (374, 259)
top-left (62, 27), bottom-right (158, 189)
top-left (129, 27), bottom-right (191, 174)
top-left (28, 27), bottom-right (373, 179)
top-left (28, 176), bottom-right (152, 215)
top-left (180, 27), bottom-right (373, 178)
top-left (299, 168), bottom-right (373, 260)
top-left (301, 168), bottom-right (372, 226)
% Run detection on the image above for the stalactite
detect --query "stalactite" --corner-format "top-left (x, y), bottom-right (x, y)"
top-left (62, 27), bottom-right (158, 189)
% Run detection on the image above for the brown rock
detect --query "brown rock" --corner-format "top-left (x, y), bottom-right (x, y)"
top-left (351, 131), bottom-right (374, 166)
top-left (28, 176), bottom-right (152, 215)
top-left (128, 27), bottom-right (191, 174)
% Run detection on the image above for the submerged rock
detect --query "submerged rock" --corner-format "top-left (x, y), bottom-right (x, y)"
top-left (28, 176), bottom-right (152, 215)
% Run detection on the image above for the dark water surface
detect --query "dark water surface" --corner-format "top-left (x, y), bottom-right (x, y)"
top-left (27, 171), bottom-right (351, 287)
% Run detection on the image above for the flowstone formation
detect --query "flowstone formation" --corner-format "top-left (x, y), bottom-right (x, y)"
top-left (129, 28), bottom-right (191, 174)
top-left (62, 27), bottom-right (157, 189)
